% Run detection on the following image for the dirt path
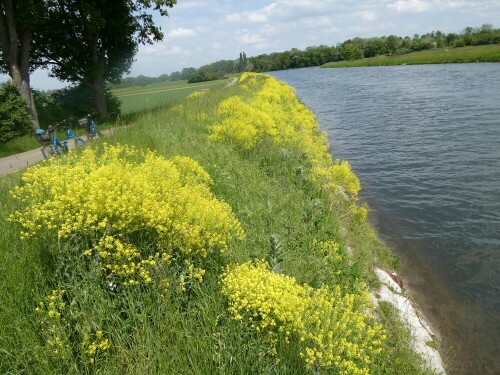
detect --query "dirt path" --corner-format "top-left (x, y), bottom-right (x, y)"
top-left (0, 147), bottom-right (45, 176)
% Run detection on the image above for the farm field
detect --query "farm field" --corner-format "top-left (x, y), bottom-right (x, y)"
top-left (112, 79), bottom-right (230, 114)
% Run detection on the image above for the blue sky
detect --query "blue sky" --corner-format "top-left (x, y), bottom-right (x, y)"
top-left (2, 0), bottom-right (500, 90)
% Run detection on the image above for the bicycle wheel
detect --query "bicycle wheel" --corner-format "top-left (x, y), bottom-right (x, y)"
top-left (86, 129), bottom-right (94, 141)
top-left (41, 145), bottom-right (52, 159)
top-left (42, 145), bottom-right (57, 159)
top-left (74, 137), bottom-right (85, 147)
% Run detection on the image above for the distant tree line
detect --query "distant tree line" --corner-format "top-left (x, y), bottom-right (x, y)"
top-left (116, 24), bottom-right (499, 87)
top-left (247, 24), bottom-right (500, 70)
top-left (110, 58), bottom-right (241, 88)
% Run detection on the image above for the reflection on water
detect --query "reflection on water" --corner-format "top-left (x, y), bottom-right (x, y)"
top-left (270, 64), bottom-right (500, 374)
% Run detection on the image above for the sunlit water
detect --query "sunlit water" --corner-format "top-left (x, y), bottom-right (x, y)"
top-left (270, 64), bottom-right (500, 374)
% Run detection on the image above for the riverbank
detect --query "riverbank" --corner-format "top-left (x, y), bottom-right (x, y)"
top-left (321, 44), bottom-right (500, 68)
top-left (0, 74), bottom-right (444, 374)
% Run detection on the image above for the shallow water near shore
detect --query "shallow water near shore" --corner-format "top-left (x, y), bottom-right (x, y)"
top-left (270, 64), bottom-right (500, 374)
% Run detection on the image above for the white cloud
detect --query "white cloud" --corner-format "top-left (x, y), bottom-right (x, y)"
top-left (357, 10), bottom-right (377, 21)
top-left (237, 34), bottom-right (267, 46)
top-left (387, 0), bottom-right (431, 13)
top-left (300, 16), bottom-right (332, 28)
top-left (226, 12), bottom-right (242, 22)
top-left (166, 27), bottom-right (196, 38)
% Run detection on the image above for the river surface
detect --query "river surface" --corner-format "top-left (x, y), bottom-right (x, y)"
top-left (269, 64), bottom-right (500, 374)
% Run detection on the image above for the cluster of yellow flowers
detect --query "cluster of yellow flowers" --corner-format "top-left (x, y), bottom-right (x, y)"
top-left (34, 289), bottom-right (110, 364)
top-left (209, 72), bottom-right (362, 200)
top-left (10, 144), bottom-right (244, 289)
top-left (221, 260), bottom-right (385, 374)
top-left (34, 289), bottom-right (70, 359)
top-left (81, 330), bottom-right (110, 364)
top-left (186, 90), bottom-right (208, 100)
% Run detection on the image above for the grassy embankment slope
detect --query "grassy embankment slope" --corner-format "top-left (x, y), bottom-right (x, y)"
top-left (0, 74), bottom-right (438, 374)
top-left (322, 44), bottom-right (500, 68)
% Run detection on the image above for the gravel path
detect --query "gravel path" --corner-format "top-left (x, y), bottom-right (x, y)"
top-left (0, 147), bottom-right (45, 176)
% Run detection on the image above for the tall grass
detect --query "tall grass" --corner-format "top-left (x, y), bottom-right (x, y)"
top-left (0, 79), bottom-right (438, 374)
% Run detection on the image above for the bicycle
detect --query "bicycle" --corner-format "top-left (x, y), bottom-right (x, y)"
top-left (79, 113), bottom-right (102, 141)
top-left (34, 122), bottom-right (85, 159)
top-left (65, 126), bottom-right (86, 147)
top-left (35, 126), bottom-right (69, 159)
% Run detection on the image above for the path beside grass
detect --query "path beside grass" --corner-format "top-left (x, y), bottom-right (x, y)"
top-left (0, 148), bottom-right (44, 176)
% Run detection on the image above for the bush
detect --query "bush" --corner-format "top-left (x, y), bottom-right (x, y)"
top-left (9, 144), bottom-right (244, 291)
top-left (221, 259), bottom-right (385, 374)
top-left (0, 82), bottom-right (33, 142)
top-left (209, 73), bottom-right (362, 200)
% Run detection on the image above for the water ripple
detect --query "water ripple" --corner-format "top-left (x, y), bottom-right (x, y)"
top-left (270, 64), bottom-right (500, 374)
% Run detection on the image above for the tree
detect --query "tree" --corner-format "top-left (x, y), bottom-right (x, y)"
top-left (341, 43), bottom-right (362, 61)
top-left (0, 0), bottom-right (44, 128)
top-left (39, 0), bottom-right (176, 118)
top-left (0, 81), bottom-right (32, 142)
top-left (238, 51), bottom-right (247, 72)
top-left (385, 35), bottom-right (400, 55)
top-left (364, 38), bottom-right (386, 58)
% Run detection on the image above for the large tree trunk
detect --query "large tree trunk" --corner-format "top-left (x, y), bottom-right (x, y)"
top-left (91, 73), bottom-right (108, 119)
top-left (88, 35), bottom-right (108, 118)
top-left (0, 0), bottom-right (40, 128)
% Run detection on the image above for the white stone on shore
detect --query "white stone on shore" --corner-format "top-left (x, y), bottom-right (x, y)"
top-left (373, 268), bottom-right (447, 375)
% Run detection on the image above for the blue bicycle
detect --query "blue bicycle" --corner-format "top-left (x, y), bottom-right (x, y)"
top-left (35, 126), bottom-right (68, 159)
top-left (34, 123), bottom-right (85, 159)
top-left (79, 113), bottom-right (102, 141)
top-left (65, 126), bottom-right (86, 147)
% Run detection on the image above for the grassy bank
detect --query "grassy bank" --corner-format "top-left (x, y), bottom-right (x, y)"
top-left (0, 74), bottom-right (438, 374)
top-left (322, 44), bottom-right (500, 68)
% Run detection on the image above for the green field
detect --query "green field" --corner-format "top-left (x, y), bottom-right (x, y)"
top-left (0, 74), bottom-right (439, 374)
top-left (322, 44), bottom-right (500, 68)
top-left (112, 78), bottom-right (229, 114)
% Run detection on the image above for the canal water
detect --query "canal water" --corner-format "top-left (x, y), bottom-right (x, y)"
top-left (270, 64), bottom-right (500, 374)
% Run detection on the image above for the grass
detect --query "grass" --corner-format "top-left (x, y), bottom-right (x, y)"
top-left (112, 78), bottom-right (229, 114)
top-left (322, 44), bottom-right (500, 68)
top-left (0, 76), bottom-right (439, 374)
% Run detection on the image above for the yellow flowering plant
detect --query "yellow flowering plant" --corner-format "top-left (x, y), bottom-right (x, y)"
top-left (34, 289), bottom-right (71, 360)
top-left (208, 73), bottom-right (363, 206)
top-left (221, 260), bottom-right (385, 374)
top-left (10, 144), bottom-right (244, 290)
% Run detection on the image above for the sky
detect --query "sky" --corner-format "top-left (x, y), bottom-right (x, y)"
top-left (2, 0), bottom-right (500, 90)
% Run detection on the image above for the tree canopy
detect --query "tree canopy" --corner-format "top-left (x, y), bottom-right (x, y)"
top-left (0, 0), bottom-right (177, 127)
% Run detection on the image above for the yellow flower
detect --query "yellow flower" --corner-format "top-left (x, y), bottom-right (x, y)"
top-left (221, 260), bottom-right (385, 373)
